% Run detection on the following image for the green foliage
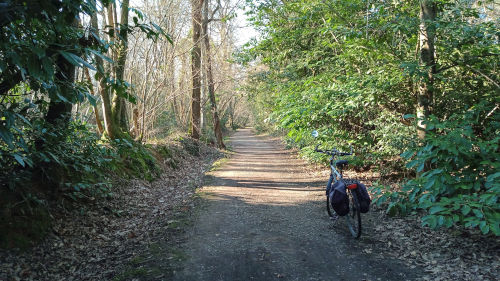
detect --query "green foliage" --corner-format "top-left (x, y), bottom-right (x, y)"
top-left (242, 0), bottom-right (421, 168)
top-left (0, 0), bottom-right (171, 152)
top-left (156, 145), bottom-right (179, 169)
top-left (37, 122), bottom-right (114, 199)
top-left (0, 0), bottom-right (170, 192)
top-left (243, 0), bottom-right (498, 161)
top-left (0, 119), bottom-right (164, 248)
top-left (374, 104), bottom-right (500, 235)
top-left (0, 118), bottom-right (115, 248)
top-left (242, 0), bottom-right (499, 235)
top-left (0, 0), bottom-right (170, 248)
top-left (1, 120), bottom-right (114, 199)
top-left (178, 136), bottom-right (201, 156)
top-left (112, 139), bottom-right (161, 182)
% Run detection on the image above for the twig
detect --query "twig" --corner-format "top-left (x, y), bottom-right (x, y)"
top-left (463, 64), bottom-right (500, 90)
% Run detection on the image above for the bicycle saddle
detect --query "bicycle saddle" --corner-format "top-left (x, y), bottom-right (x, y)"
top-left (336, 160), bottom-right (348, 168)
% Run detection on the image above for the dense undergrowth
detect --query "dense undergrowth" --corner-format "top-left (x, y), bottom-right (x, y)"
top-left (0, 0), bottom-right (224, 249)
top-left (257, 105), bottom-right (499, 236)
top-left (242, 0), bottom-right (499, 235)
top-left (373, 104), bottom-right (500, 235)
top-left (0, 0), bottom-right (154, 248)
top-left (0, 119), bottom-right (209, 248)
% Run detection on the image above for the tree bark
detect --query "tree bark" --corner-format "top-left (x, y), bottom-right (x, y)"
top-left (45, 15), bottom-right (80, 126)
top-left (45, 52), bottom-right (74, 125)
top-left (111, 0), bottom-right (130, 131)
top-left (417, 0), bottom-right (437, 139)
top-left (202, 0), bottom-right (225, 149)
top-left (133, 107), bottom-right (140, 139)
top-left (92, 10), bottom-right (116, 139)
top-left (190, 0), bottom-right (204, 140)
top-left (84, 68), bottom-right (104, 135)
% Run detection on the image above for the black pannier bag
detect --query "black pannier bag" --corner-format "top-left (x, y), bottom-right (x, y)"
top-left (329, 181), bottom-right (349, 216)
top-left (354, 182), bottom-right (371, 213)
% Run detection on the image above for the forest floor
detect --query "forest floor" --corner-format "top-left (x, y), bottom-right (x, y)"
top-left (0, 138), bottom-right (225, 281)
top-left (1, 129), bottom-right (498, 280)
top-left (166, 128), bottom-right (499, 281)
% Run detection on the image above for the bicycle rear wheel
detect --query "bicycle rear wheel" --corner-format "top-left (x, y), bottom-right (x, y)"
top-left (345, 190), bottom-right (362, 238)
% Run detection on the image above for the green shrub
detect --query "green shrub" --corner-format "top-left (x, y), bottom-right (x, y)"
top-left (111, 139), bottom-right (161, 182)
top-left (178, 136), bottom-right (200, 156)
top-left (374, 103), bottom-right (500, 235)
top-left (0, 120), bottom-right (115, 247)
top-left (0, 118), bottom-right (166, 247)
top-left (1, 119), bottom-right (114, 200)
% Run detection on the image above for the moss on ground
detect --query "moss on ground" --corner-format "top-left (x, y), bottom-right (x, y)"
top-left (209, 157), bottom-right (230, 172)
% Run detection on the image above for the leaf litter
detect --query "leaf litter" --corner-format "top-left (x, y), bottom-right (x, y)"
top-left (0, 139), bottom-right (224, 281)
top-left (1, 134), bottom-right (499, 281)
top-left (339, 168), bottom-right (500, 281)
top-left (272, 133), bottom-right (499, 281)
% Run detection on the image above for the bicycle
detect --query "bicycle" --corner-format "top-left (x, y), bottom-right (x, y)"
top-left (312, 130), bottom-right (363, 238)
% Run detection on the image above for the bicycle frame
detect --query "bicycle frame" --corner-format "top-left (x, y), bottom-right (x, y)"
top-left (329, 157), bottom-right (343, 182)
top-left (312, 135), bottom-right (362, 238)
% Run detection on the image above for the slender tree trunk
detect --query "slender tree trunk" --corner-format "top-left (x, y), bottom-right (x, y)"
top-left (190, 0), bottom-right (204, 139)
top-left (141, 88), bottom-right (147, 141)
top-left (106, 3), bottom-right (116, 67)
top-left (178, 52), bottom-right (189, 128)
top-left (112, 0), bottom-right (130, 131)
top-left (92, 11), bottom-right (116, 139)
top-left (417, 0), bottom-right (437, 139)
top-left (84, 68), bottom-right (104, 135)
top-left (202, 0), bottom-right (225, 149)
top-left (133, 107), bottom-right (140, 138)
top-left (201, 80), bottom-right (205, 133)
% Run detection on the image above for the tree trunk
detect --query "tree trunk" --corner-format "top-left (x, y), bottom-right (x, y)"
top-left (202, 0), bottom-right (225, 149)
top-left (133, 107), bottom-right (140, 139)
top-left (45, 53), bottom-right (74, 125)
top-left (45, 16), bottom-right (78, 126)
top-left (84, 68), bottom-right (104, 135)
top-left (92, 10), bottom-right (116, 139)
top-left (417, 0), bottom-right (437, 139)
top-left (112, 0), bottom-right (130, 131)
top-left (190, 0), bottom-right (204, 140)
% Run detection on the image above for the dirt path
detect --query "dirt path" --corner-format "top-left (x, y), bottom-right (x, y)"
top-left (173, 128), bottom-right (420, 281)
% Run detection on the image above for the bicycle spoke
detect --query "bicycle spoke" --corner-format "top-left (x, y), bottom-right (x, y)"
top-left (346, 190), bottom-right (362, 238)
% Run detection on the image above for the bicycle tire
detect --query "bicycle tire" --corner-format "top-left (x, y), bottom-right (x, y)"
top-left (326, 176), bottom-right (335, 217)
top-left (326, 195), bottom-right (334, 217)
top-left (345, 189), bottom-right (362, 238)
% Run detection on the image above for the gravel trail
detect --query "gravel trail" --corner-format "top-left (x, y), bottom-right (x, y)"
top-left (173, 128), bottom-right (419, 281)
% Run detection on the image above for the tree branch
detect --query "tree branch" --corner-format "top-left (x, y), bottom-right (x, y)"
top-left (436, 53), bottom-right (499, 74)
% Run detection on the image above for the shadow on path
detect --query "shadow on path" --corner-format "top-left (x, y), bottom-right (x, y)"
top-left (172, 128), bottom-right (421, 281)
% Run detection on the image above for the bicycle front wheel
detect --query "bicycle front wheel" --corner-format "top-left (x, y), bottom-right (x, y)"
top-left (326, 195), bottom-right (334, 217)
top-left (345, 189), bottom-right (362, 238)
